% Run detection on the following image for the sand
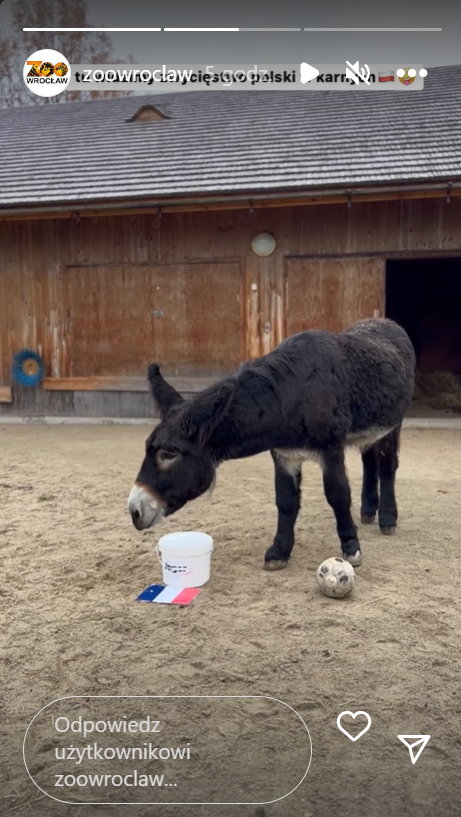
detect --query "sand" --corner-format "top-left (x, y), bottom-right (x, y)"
top-left (1, 425), bottom-right (460, 817)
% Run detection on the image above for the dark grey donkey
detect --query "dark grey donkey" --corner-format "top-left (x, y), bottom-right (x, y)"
top-left (128, 319), bottom-right (415, 569)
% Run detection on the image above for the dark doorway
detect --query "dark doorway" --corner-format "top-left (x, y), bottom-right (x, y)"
top-left (386, 258), bottom-right (461, 374)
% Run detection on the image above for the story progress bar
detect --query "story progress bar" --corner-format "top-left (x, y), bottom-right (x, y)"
top-left (23, 27), bottom-right (443, 32)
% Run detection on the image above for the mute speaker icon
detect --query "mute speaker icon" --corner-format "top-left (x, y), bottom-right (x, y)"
top-left (300, 62), bottom-right (320, 84)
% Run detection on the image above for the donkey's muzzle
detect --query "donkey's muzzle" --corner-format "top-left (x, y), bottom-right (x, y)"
top-left (130, 508), bottom-right (144, 530)
top-left (128, 483), bottom-right (165, 530)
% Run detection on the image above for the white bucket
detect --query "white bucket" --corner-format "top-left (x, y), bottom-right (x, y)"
top-left (157, 531), bottom-right (213, 588)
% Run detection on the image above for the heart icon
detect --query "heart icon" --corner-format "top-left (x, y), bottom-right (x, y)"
top-left (336, 710), bottom-right (372, 742)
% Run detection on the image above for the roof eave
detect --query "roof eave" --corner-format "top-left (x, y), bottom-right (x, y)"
top-left (0, 179), bottom-right (460, 220)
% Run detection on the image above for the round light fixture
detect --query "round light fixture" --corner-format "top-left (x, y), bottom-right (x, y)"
top-left (251, 232), bottom-right (276, 257)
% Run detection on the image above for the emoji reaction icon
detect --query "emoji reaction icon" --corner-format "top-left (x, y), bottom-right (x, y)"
top-left (397, 67), bottom-right (417, 86)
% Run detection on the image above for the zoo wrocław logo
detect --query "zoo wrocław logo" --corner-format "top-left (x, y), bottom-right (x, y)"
top-left (23, 49), bottom-right (71, 97)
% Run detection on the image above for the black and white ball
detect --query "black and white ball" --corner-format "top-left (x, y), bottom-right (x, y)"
top-left (316, 557), bottom-right (355, 598)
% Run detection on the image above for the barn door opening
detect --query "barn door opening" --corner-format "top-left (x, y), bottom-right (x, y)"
top-left (284, 256), bottom-right (385, 335)
top-left (386, 258), bottom-right (461, 375)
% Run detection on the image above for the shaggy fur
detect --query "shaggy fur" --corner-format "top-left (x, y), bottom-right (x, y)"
top-left (129, 319), bottom-right (415, 569)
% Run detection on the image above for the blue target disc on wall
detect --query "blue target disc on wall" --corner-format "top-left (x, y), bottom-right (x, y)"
top-left (12, 349), bottom-right (45, 387)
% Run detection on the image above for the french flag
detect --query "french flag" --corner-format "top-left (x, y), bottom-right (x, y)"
top-left (378, 71), bottom-right (394, 82)
top-left (136, 584), bottom-right (201, 605)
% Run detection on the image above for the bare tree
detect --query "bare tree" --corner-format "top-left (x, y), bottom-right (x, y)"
top-left (0, 0), bottom-right (131, 106)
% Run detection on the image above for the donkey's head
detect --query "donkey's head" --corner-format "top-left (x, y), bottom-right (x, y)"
top-left (128, 364), bottom-right (234, 530)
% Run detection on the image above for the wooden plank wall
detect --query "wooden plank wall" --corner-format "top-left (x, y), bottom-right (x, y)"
top-left (1, 197), bottom-right (461, 415)
top-left (285, 257), bottom-right (385, 335)
top-left (59, 261), bottom-right (242, 377)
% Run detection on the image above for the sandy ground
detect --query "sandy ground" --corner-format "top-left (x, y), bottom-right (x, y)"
top-left (1, 425), bottom-right (461, 817)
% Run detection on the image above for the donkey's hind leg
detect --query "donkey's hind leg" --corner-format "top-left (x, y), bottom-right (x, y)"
top-left (361, 445), bottom-right (379, 524)
top-left (377, 425), bottom-right (401, 535)
top-left (264, 450), bottom-right (302, 571)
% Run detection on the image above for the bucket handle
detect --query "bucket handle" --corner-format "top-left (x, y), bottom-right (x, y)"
top-left (155, 543), bottom-right (162, 565)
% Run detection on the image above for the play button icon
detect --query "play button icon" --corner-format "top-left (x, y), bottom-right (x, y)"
top-left (300, 62), bottom-right (320, 84)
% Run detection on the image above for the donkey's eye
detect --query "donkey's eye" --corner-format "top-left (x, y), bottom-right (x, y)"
top-left (157, 449), bottom-right (178, 463)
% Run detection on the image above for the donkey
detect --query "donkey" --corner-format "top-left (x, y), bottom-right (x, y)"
top-left (128, 319), bottom-right (415, 569)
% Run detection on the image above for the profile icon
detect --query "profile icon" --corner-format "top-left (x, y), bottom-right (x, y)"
top-left (24, 48), bottom-right (71, 97)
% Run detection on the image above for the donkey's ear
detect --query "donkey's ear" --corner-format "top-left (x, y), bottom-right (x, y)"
top-left (147, 363), bottom-right (185, 419)
top-left (182, 383), bottom-right (235, 445)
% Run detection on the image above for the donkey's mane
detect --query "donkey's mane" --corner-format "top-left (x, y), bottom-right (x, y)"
top-left (182, 346), bottom-right (303, 414)
top-left (237, 347), bottom-right (305, 405)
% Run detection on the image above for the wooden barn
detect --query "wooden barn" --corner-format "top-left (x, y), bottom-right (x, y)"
top-left (1, 65), bottom-right (461, 417)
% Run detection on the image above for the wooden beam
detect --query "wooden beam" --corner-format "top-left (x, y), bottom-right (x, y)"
top-left (0, 386), bottom-right (12, 403)
top-left (1, 186), bottom-right (460, 222)
top-left (42, 376), bottom-right (218, 393)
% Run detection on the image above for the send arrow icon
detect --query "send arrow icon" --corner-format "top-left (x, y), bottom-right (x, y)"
top-left (300, 62), bottom-right (320, 84)
top-left (398, 735), bottom-right (431, 765)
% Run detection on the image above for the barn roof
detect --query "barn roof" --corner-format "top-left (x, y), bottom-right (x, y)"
top-left (1, 64), bottom-right (461, 212)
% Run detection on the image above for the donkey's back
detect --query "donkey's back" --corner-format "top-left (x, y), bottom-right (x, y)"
top-left (274, 317), bottom-right (415, 438)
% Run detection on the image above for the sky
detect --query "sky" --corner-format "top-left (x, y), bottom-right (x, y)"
top-left (1, 0), bottom-right (460, 68)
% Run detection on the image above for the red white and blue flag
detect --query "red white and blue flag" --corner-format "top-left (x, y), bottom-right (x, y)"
top-left (136, 584), bottom-right (201, 605)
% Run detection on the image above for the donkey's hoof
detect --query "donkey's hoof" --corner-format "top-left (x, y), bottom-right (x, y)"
top-left (361, 513), bottom-right (376, 524)
top-left (380, 525), bottom-right (396, 536)
top-left (264, 559), bottom-right (289, 571)
top-left (344, 551), bottom-right (362, 567)
top-left (342, 548), bottom-right (362, 567)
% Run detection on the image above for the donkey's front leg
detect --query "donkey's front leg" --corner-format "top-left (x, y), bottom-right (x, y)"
top-left (264, 451), bottom-right (302, 571)
top-left (322, 446), bottom-right (362, 566)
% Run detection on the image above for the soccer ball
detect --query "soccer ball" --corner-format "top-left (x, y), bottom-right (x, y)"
top-left (316, 557), bottom-right (355, 598)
